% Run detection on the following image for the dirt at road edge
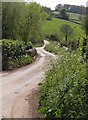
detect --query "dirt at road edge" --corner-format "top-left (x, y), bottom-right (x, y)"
top-left (28, 86), bottom-right (44, 118)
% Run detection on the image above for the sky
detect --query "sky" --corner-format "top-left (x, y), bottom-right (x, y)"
top-left (26, 0), bottom-right (87, 10)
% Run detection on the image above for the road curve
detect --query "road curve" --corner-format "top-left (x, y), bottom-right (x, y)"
top-left (0, 40), bottom-right (55, 118)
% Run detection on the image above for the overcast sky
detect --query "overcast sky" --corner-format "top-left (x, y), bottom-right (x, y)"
top-left (26, 0), bottom-right (87, 10)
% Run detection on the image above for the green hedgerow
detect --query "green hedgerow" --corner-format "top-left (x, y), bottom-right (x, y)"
top-left (39, 48), bottom-right (88, 118)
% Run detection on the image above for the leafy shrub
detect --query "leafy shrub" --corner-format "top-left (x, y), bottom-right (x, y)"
top-left (2, 40), bottom-right (24, 58)
top-left (82, 37), bottom-right (88, 63)
top-left (33, 40), bottom-right (44, 47)
top-left (39, 48), bottom-right (88, 118)
top-left (60, 40), bottom-right (80, 50)
top-left (60, 41), bottom-right (68, 47)
top-left (45, 42), bottom-right (60, 54)
top-left (59, 9), bottom-right (69, 20)
top-left (45, 34), bottom-right (60, 42)
top-left (17, 55), bottom-right (32, 65)
top-left (50, 34), bottom-right (60, 41)
top-left (8, 55), bottom-right (32, 70)
top-left (1, 39), bottom-right (33, 70)
top-left (70, 40), bottom-right (80, 50)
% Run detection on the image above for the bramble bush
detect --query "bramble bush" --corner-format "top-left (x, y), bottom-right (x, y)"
top-left (39, 46), bottom-right (88, 118)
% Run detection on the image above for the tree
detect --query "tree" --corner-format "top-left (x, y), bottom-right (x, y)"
top-left (2, 2), bottom-right (25, 39)
top-left (60, 24), bottom-right (74, 41)
top-left (23, 2), bottom-right (47, 43)
top-left (82, 8), bottom-right (88, 66)
top-left (2, 2), bottom-right (47, 44)
top-left (59, 9), bottom-right (69, 20)
top-left (42, 6), bottom-right (52, 20)
top-left (82, 15), bottom-right (88, 36)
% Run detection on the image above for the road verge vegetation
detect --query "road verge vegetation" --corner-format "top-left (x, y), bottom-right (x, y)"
top-left (45, 41), bottom-right (66, 54)
top-left (0, 39), bottom-right (37, 71)
top-left (39, 41), bottom-right (88, 118)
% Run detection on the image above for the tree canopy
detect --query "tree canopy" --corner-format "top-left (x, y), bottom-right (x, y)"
top-left (55, 4), bottom-right (86, 15)
top-left (59, 9), bottom-right (69, 20)
top-left (60, 24), bottom-right (74, 41)
top-left (2, 2), bottom-right (48, 43)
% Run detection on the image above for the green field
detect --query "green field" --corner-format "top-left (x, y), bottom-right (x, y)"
top-left (53, 11), bottom-right (83, 21)
top-left (67, 12), bottom-right (82, 21)
top-left (42, 18), bottom-right (84, 41)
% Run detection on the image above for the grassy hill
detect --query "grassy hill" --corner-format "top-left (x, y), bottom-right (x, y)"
top-left (42, 18), bottom-right (84, 41)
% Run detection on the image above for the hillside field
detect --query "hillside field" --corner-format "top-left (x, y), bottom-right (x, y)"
top-left (53, 11), bottom-right (83, 21)
top-left (42, 18), bottom-right (84, 41)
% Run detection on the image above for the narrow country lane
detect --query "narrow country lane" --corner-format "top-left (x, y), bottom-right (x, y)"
top-left (0, 40), bottom-right (55, 118)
